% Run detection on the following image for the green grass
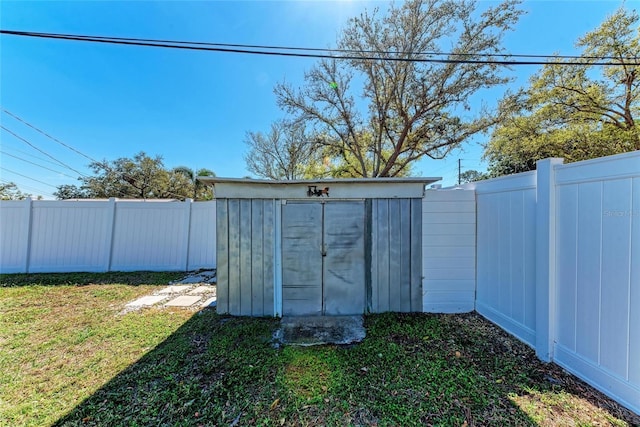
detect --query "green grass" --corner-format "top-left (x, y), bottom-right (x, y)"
top-left (0, 272), bottom-right (637, 426)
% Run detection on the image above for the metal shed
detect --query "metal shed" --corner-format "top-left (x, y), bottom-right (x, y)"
top-left (199, 177), bottom-right (440, 317)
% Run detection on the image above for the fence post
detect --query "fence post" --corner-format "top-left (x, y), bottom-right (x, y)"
top-left (23, 197), bottom-right (33, 273)
top-left (183, 199), bottom-right (193, 271)
top-left (105, 198), bottom-right (117, 272)
top-left (535, 158), bottom-right (564, 362)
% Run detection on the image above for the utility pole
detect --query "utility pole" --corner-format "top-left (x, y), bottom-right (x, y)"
top-left (458, 159), bottom-right (461, 185)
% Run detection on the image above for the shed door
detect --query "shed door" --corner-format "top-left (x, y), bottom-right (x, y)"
top-left (282, 201), bottom-right (365, 316)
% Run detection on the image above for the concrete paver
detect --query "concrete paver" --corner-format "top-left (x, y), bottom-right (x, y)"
top-left (158, 285), bottom-right (193, 294)
top-left (188, 286), bottom-right (216, 295)
top-left (165, 295), bottom-right (202, 307)
top-left (201, 297), bottom-right (217, 308)
top-left (126, 295), bottom-right (168, 307)
top-left (122, 270), bottom-right (217, 311)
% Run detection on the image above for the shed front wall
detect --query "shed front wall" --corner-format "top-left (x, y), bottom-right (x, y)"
top-left (216, 197), bottom-right (422, 316)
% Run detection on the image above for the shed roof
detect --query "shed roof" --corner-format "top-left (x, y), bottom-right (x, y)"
top-left (198, 177), bottom-right (441, 199)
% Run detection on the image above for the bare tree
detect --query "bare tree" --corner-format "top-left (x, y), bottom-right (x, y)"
top-left (244, 120), bottom-right (328, 180)
top-left (275, 0), bottom-right (523, 177)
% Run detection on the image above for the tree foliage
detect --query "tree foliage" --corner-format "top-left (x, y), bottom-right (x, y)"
top-left (273, 0), bottom-right (523, 177)
top-left (54, 152), bottom-right (214, 200)
top-left (485, 7), bottom-right (640, 176)
top-left (173, 166), bottom-right (216, 200)
top-left (459, 169), bottom-right (489, 184)
top-left (0, 182), bottom-right (32, 200)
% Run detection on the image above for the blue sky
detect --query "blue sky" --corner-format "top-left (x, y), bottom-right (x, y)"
top-left (0, 0), bottom-right (632, 199)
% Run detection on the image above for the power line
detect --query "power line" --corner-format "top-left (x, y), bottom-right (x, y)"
top-left (1, 114), bottom-right (195, 200)
top-left (6, 30), bottom-right (625, 61)
top-left (0, 150), bottom-right (78, 178)
top-left (1, 167), bottom-right (59, 188)
top-left (2, 109), bottom-right (98, 163)
top-left (0, 126), bottom-right (88, 177)
top-left (1, 145), bottom-right (70, 167)
top-left (1, 30), bottom-right (636, 66)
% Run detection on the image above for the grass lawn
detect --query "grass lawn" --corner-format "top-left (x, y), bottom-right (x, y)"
top-left (1, 272), bottom-right (638, 426)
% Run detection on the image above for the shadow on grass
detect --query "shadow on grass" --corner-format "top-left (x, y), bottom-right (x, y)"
top-left (53, 311), bottom-right (637, 426)
top-left (0, 271), bottom-right (186, 287)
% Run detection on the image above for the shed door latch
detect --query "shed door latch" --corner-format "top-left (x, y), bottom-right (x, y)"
top-left (321, 244), bottom-right (327, 257)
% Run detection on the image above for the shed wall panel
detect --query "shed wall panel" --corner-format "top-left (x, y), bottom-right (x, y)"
top-left (251, 200), bottom-right (265, 316)
top-left (370, 198), bottom-right (422, 313)
top-left (216, 200), bottom-right (229, 314)
top-left (410, 198), bottom-right (423, 312)
top-left (239, 200), bottom-right (253, 316)
top-left (217, 199), bottom-right (276, 316)
top-left (227, 200), bottom-right (241, 315)
top-left (262, 201), bottom-right (275, 315)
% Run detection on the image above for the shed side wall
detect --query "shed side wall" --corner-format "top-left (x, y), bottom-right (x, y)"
top-left (216, 198), bottom-right (275, 316)
top-left (370, 198), bottom-right (422, 313)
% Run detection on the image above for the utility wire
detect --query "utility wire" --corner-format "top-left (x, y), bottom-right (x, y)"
top-left (0, 150), bottom-right (78, 178)
top-left (1, 145), bottom-right (70, 167)
top-left (2, 109), bottom-right (98, 163)
top-left (7, 29), bottom-right (626, 61)
top-left (1, 30), bottom-right (637, 66)
top-left (0, 179), bottom-right (55, 198)
top-left (1, 112), bottom-right (202, 200)
top-left (0, 125), bottom-right (88, 177)
top-left (1, 167), bottom-right (59, 188)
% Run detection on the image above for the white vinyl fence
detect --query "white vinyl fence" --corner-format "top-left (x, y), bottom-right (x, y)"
top-left (422, 189), bottom-right (476, 313)
top-left (462, 151), bottom-right (640, 415)
top-left (0, 199), bottom-right (216, 273)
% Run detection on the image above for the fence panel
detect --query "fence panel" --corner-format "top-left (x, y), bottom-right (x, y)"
top-left (473, 172), bottom-right (537, 347)
top-left (0, 199), bottom-right (216, 273)
top-left (28, 201), bottom-right (113, 273)
top-left (422, 189), bottom-right (476, 313)
top-left (187, 201), bottom-right (217, 270)
top-left (553, 152), bottom-right (640, 414)
top-left (110, 202), bottom-right (190, 271)
top-left (0, 199), bottom-right (31, 273)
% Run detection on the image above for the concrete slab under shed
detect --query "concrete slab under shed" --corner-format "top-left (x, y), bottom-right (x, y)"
top-left (276, 316), bottom-right (366, 346)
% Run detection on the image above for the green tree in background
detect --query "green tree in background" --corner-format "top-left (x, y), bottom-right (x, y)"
top-left (485, 7), bottom-right (639, 176)
top-left (54, 152), bottom-right (215, 200)
top-left (172, 166), bottom-right (216, 200)
top-left (247, 0), bottom-right (523, 178)
top-left (0, 181), bottom-right (34, 200)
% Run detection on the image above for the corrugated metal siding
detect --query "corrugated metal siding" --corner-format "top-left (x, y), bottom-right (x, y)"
top-left (370, 198), bottom-right (422, 313)
top-left (422, 190), bottom-right (476, 313)
top-left (216, 199), bottom-right (275, 316)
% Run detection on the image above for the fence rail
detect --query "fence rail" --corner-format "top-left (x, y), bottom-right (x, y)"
top-left (0, 198), bottom-right (216, 273)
